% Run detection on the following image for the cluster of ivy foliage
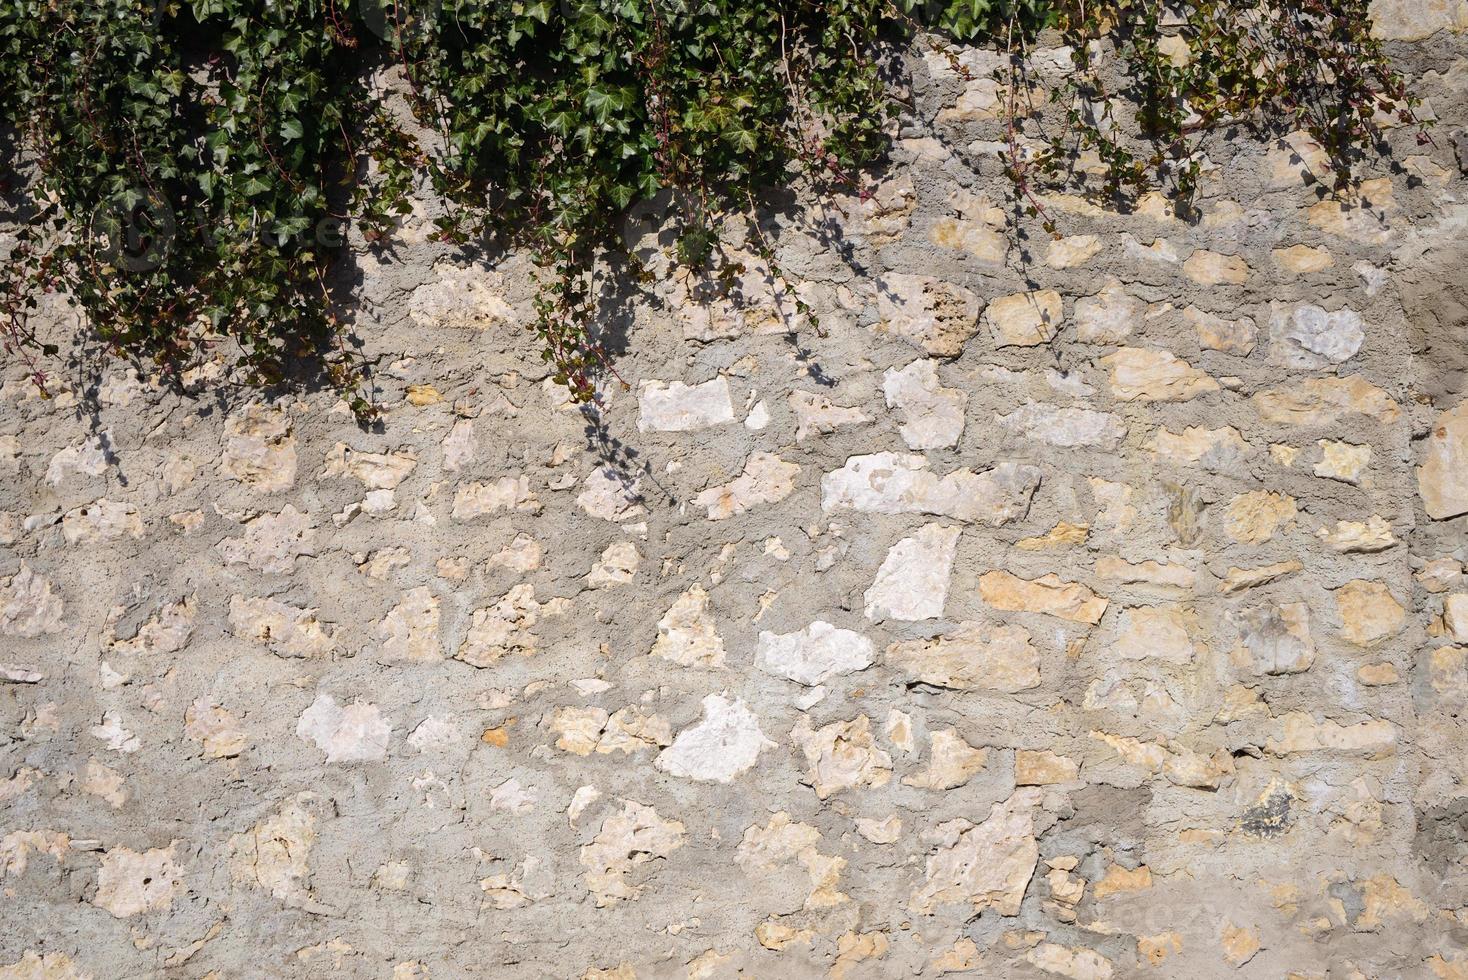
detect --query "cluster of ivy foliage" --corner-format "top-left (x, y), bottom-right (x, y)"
top-left (0, 0), bottom-right (1420, 411)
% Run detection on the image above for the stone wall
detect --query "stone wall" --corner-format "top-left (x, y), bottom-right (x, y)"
top-left (3, 6), bottom-right (1468, 979)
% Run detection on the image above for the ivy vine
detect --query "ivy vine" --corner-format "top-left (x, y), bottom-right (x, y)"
top-left (0, 0), bottom-right (1423, 414)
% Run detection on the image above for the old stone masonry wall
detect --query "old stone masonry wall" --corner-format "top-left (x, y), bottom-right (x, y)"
top-left (5, 6), bottom-right (1468, 980)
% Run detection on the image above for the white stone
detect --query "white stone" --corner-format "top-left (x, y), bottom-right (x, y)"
top-left (756, 621), bottom-right (875, 685)
top-left (577, 467), bottom-right (645, 522)
top-left (864, 523), bottom-right (960, 621)
top-left (637, 378), bottom-right (735, 431)
top-left (656, 695), bottom-right (774, 783)
top-left (452, 476), bottom-right (541, 518)
top-left (790, 391), bottom-right (867, 441)
top-left (695, 453), bottom-right (799, 520)
top-left (62, 499), bottom-right (143, 544)
top-left (93, 844), bottom-right (184, 917)
top-left (1274, 303), bottom-right (1366, 368)
top-left (821, 453), bottom-right (1041, 525)
top-left (296, 694), bottom-right (390, 763)
top-left (873, 274), bottom-right (982, 357)
top-left (221, 404), bottom-right (296, 490)
top-left (0, 564), bottom-right (64, 637)
top-left (651, 584), bottom-right (725, 667)
top-left (909, 788), bottom-right (1042, 915)
top-left (998, 402), bottom-right (1126, 449)
top-left (883, 360), bottom-right (967, 450)
top-left (588, 541), bottom-right (640, 587)
top-left (228, 595), bottom-right (337, 657)
top-left (322, 443), bottom-right (417, 490)
top-left (216, 505), bottom-right (316, 575)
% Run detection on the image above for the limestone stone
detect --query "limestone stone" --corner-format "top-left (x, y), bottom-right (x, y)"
top-left (579, 800), bottom-right (685, 906)
top-left (1254, 375), bottom-right (1399, 426)
top-left (756, 621), bottom-right (874, 686)
top-left (1094, 556), bottom-right (1196, 592)
top-left (983, 289), bottom-right (1063, 347)
top-left (887, 622), bottom-right (1041, 692)
top-left (1101, 348), bottom-right (1219, 402)
top-left (577, 467), bottom-right (645, 522)
top-left (1369, 0), bottom-right (1468, 39)
top-left (903, 729), bottom-right (988, 790)
top-left (791, 715), bottom-right (893, 798)
top-left (657, 695), bottom-right (773, 783)
top-left (822, 453), bottom-right (1041, 525)
top-left (456, 584), bottom-right (566, 666)
top-left (45, 433), bottom-right (110, 485)
top-left (1273, 243), bottom-right (1335, 274)
top-left (1017, 522), bottom-right (1089, 550)
top-left (0, 564), bottom-right (64, 637)
top-left (650, 585), bottom-right (725, 667)
top-left (442, 418), bottom-right (475, 471)
top-left (1149, 426), bottom-right (1250, 469)
top-left (695, 452), bottom-right (799, 520)
top-left (1274, 303), bottom-right (1366, 368)
top-left (93, 844), bottom-right (184, 917)
top-left (550, 706), bottom-right (671, 756)
top-left (378, 587), bottom-right (441, 662)
top-left (109, 595), bottom-right (195, 654)
top-left (1045, 235), bottom-right (1101, 269)
top-left (296, 694), bottom-right (390, 763)
top-left (1236, 602), bottom-right (1316, 674)
top-left (864, 523), bottom-right (960, 622)
top-left (61, 499), bottom-right (142, 544)
top-left (909, 788), bottom-right (1041, 915)
top-left (227, 595), bottom-right (336, 657)
top-left (1027, 943), bottom-right (1113, 980)
top-left (1015, 750), bottom-right (1080, 785)
top-left (735, 812), bottom-right (846, 909)
top-left (452, 476), bottom-right (541, 518)
top-left (221, 404), bottom-right (297, 491)
top-left (637, 378), bottom-right (735, 431)
top-left (408, 262), bottom-right (515, 329)
top-left (789, 390), bottom-right (867, 441)
top-left (1316, 440), bottom-right (1371, 484)
top-left (216, 505), bottom-right (316, 574)
top-left (1074, 280), bottom-right (1139, 344)
top-left (1419, 399), bottom-right (1468, 519)
top-left (873, 273), bottom-right (982, 357)
top-left (587, 541), bottom-right (639, 587)
top-left (0, 952), bottom-right (88, 979)
top-left (1224, 491), bottom-right (1297, 544)
top-left (1183, 249), bottom-right (1249, 285)
top-left (883, 360), bottom-right (967, 450)
top-left (1219, 560), bottom-right (1303, 593)
top-left (1186, 306), bottom-right (1257, 355)
top-left (229, 794), bottom-right (316, 901)
top-left (998, 402), bottom-right (1126, 449)
top-left (979, 571), bottom-right (1108, 624)
top-left (322, 443), bottom-right (416, 489)
top-left (184, 698), bottom-right (248, 758)
top-left (1317, 516), bottom-right (1397, 553)
top-left (1266, 712), bottom-right (1397, 757)
top-left (1111, 605), bottom-right (1199, 664)
top-left (1443, 594), bottom-right (1468, 642)
top-left (1334, 579), bottom-right (1405, 646)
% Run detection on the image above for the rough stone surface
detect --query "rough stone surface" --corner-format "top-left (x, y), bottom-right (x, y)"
top-left (2, 19), bottom-right (1466, 976)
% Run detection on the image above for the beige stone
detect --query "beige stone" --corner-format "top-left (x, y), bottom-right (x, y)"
top-left (1253, 375), bottom-right (1398, 426)
top-left (1045, 235), bottom-right (1101, 269)
top-left (1074, 280), bottom-right (1140, 344)
top-left (185, 698), bottom-right (248, 758)
top-left (549, 706), bottom-right (671, 756)
top-left (322, 443), bottom-right (416, 490)
top-left (457, 584), bottom-right (566, 666)
top-left (1183, 250), bottom-right (1249, 285)
top-left (1111, 605), bottom-right (1199, 664)
top-left (221, 404), bottom-right (297, 490)
top-left (883, 359), bottom-right (967, 450)
top-left (1266, 711), bottom-right (1397, 757)
top-left (229, 794), bottom-right (316, 901)
top-left (94, 844), bottom-right (184, 917)
top-left (1419, 399), bottom-right (1468, 519)
top-left (1220, 560), bottom-right (1303, 593)
top-left (984, 290), bottom-right (1063, 347)
top-left (1186, 306), bottom-right (1256, 354)
top-left (903, 728), bottom-right (988, 790)
top-left (1017, 522), bottom-right (1089, 551)
top-left (874, 274), bottom-right (982, 357)
top-left (791, 715), bottom-right (892, 799)
top-left (1273, 244), bottom-right (1334, 274)
top-left (1015, 750), bottom-right (1080, 785)
top-left (1334, 579), bottom-right (1405, 646)
top-left (452, 476), bottom-right (541, 518)
top-left (1224, 490), bottom-right (1297, 544)
top-left (887, 622), bottom-right (1040, 692)
top-left (909, 788), bottom-right (1042, 915)
top-left (216, 505), bottom-right (316, 574)
top-left (1317, 516), bottom-right (1396, 553)
top-left (789, 390), bottom-right (866, 441)
top-left (822, 452), bottom-right (1040, 525)
top-left (1369, 0), bottom-right (1468, 39)
top-left (980, 570), bottom-right (1108, 624)
top-left (580, 800), bottom-right (685, 906)
top-left (650, 584), bottom-right (725, 667)
top-left (1149, 425), bottom-right (1250, 469)
top-left (1220, 923), bottom-right (1261, 967)
top-left (1101, 348), bottom-right (1219, 402)
top-left (1026, 943), bottom-right (1113, 980)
